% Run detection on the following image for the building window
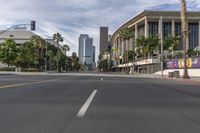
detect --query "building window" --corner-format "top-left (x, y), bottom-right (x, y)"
top-left (188, 23), bottom-right (199, 49)
top-left (138, 24), bottom-right (145, 37)
top-left (175, 22), bottom-right (183, 50)
top-left (148, 22), bottom-right (158, 36)
top-left (163, 22), bottom-right (172, 37)
top-left (9, 35), bottom-right (14, 38)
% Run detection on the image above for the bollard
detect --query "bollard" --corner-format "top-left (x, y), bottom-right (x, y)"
top-left (168, 72), bottom-right (174, 78)
top-left (174, 71), bottom-right (180, 78)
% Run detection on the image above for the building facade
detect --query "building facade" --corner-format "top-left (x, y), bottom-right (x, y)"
top-left (93, 46), bottom-right (96, 63)
top-left (84, 37), bottom-right (93, 65)
top-left (78, 34), bottom-right (89, 64)
top-left (111, 10), bottom-right (200, 73)
top-left (100, 27), bottom-right (109, 53)
top-left (78, 34), bottom-right (96, 71)
top-left (0, 27), bottom-right (35, 44)
top-left (0, 28), bottom-right (64, 51)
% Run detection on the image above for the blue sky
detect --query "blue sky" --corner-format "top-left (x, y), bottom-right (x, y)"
top-left (0, 0), bottom-right (200, 56)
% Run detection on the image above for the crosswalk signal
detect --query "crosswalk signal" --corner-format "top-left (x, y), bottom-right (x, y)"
top-left (31, 21), bottom-right (36, 31)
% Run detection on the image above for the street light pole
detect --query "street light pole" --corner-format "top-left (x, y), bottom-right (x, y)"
top-left (180, 0), bottom-right (190, 79)
top-left (45, 40), bottom-right (48, 72)
top-left (160, 16), bottom-right (164, 78)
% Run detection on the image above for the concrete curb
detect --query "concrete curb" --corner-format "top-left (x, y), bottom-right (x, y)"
top-left (151, 75), bottom-right (200, 84)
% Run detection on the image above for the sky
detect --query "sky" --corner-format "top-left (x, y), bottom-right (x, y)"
top-left (0, 0), bottom-right (200, 58)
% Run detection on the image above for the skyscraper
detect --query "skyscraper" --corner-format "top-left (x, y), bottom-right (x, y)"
top-left (78, 34), bottom-right (89, 64)
top-left (100, 27), bottom-right (109, 53)
top-left (84, 37), bottom-right (93, 66)
top-left (92, 46), bottom-right (95, 63)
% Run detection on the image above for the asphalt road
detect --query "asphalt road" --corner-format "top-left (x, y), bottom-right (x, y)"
top-left (0, 74), bottom-right (200, 133)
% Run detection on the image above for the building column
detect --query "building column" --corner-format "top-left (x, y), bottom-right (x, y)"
top-left (198, 20), bottom-right (200, 48)
top-left (114, 39), bottom-right (116, 57)
top-left (122, 40), bottom-right (125, 56)
top-left (130, 38), bottom-right (134, 51)
top-left (117, 38), bottom-right (120, 56)
top-left (172, 19), bottom-right (175, 37)
top-left (145, 17), bottom-right (149, 38)
top-left (134, 24), bottom-right (138, 61)
top-left (135, 24), bottom-right (138, 50)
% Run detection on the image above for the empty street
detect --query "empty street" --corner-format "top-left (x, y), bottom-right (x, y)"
top-left (0, 74), bottom-right (200, 133)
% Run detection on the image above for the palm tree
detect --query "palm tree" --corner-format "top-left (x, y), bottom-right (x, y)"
top-left (63, 44), bottom-right (70, 71)
top-left (180, 0), bottom-right (189, 78)
top-left (31, 35), bottom-right (45, 68)
top-left (136, 35), bottom-right (148, 59)
top-left (53, 33), bottom-right (64, 48)
top-left (163, 35), bottom-right (180, 57)
top-left (119, 27), bottom-right (133, 73)
top-left (146, 35), bottom-right (160, 57)
top-left (47, 50), bottom-right (54, 71)
top-left (63, 44), bottom-right (70, 56)
top-left (55, 49), bottom-right (63, 72)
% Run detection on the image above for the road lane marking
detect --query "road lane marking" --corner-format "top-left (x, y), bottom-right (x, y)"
top-left (0, 77), bottom-right (74, 89)
top-left (101, 78), bottom-right (103, 81)
top-left (77, 89), bottom-right (97, 118)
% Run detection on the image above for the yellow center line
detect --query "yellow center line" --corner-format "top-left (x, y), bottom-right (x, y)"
top-left (0, 77), bottom-right (75, 89)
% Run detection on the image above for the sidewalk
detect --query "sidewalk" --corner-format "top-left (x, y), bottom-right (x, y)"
top-left (0, 71), bottom-right (48, 75)
top-left (151, 73), bottom-right (200, 83)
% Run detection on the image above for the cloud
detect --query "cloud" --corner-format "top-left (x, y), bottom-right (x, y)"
top-left (1, 0), bottom-right (200, 59)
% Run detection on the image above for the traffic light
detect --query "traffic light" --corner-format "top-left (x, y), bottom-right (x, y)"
top-left (31, 21), bottom-right (36, 31)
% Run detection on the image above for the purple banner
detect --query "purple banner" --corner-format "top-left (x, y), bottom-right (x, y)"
top-left (166, 57), bottom-right (200, 69)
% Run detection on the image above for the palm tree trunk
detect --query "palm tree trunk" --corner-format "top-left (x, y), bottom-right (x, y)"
top-left (180, 0), bottom-right (189, 78)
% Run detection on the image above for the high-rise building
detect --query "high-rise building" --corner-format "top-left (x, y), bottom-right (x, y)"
top-left (92, 46), bottom-right (95, 63)
top-left (78, 34), bottom-right (89, 64)
top-left (100, 27), bottom-right (109, 53)
top-left (84, 37), bottom-right (93, 65)
top-left (84, 37), bottom-right (93, 71)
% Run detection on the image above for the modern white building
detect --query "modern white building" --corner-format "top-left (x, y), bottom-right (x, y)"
top-left (111, 10), bottom-right (200, 73)
top-left (0, 27), bottom-right (65, 52)
top-left (0, 27), bottom-right (35, 44)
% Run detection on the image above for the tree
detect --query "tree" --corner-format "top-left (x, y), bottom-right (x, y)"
top-left (180, 0), bottom-right (189, 78)
top-left (98, 59), bottom-right (109, 72)
top-left (53, 33), bottom-right (63, 48)
top-left (98, 53), bottom-right (109, 72)
top-left (136, 35), bottom-right (148, 59)
top-left (71, 52), bottom-right (80, 71)
top-left (55, 49), bottom-right (63, 72)
top-left (47, 50), bottom-right (54, 70)
top-left (63, 44), bottom-right (70, 55)
top-left (146, 35), bottom-right (160, 56)
top-left (0, 39), bottom-right (18, 67)
top-left (163, 35), bottom-right (180, 51)
top-left (119, 27), bottom-right (134, 72)
top-left (31, 35), bottom-right (46, 68)
top-left (136, 35), bottom-right (160, 59)
top-left (187, 48), bottom-right (195, 57)
top-left (15, 41), bottom-right (35, 68)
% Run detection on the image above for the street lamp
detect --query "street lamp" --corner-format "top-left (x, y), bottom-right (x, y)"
top-left (159, 16), bottom-right (164, 78)
top-left (180, 0), bottom-right (190, 79)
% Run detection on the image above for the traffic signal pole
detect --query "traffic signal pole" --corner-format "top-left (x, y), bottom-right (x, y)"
top-left (0, 21), bottom-right (36, 35)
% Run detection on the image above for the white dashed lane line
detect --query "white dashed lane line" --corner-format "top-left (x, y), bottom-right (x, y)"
top-left (77, 89), bottom-right (98, 118)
